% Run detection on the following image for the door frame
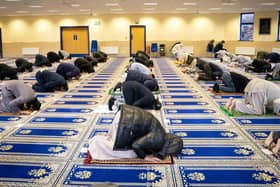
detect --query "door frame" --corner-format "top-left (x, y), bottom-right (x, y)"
top-left (0, 28), bottom-right (2, 58)
top-left (60, 26), bottom-right (90, 57)
top-left (129, 25), bottom-right (146, 57)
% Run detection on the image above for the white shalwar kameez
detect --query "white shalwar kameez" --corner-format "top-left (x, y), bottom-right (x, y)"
top-left (234, 79), bottom-right (280, 115)
top-left (88, 111), bottom-right (137, 160)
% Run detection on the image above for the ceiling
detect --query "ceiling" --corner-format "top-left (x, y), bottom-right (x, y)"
top-left (0, 0), bottom-right (279, 16)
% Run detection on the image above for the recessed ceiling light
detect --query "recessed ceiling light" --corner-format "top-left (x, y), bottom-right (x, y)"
top-left (242, 7), bottom-right (253, 10)
top-left (144, 3), bottom-right (158, 6)
top-left (48, 10), bottom-right (59, 12)
top-left (0, 7), bottom-right (7, 9)
top-left (111, 8), bottom-right (123, 11)
top-left (105, 3), bottom-right (119, 6)
top-left (176, 8), bottom-right (187, 11)
top-left (80, 9), bottom-right (90, 12)
top-left (29, 5), bottom-right (43, 8)
top-left (71, 4), bottom-right (80, 7)
top-left (5, 0), bottom-right (21, 2)
top-left (143, 8), bottom-right (155, 11)
top-left (260, 2), bottom-right (276, 6)
top-left (183, 2), bottom-right (197, 6)
top-left (209, 8), bottom-right (221, 10)
top-left (222, 3), bottom-right (236, 6)
top-left (16, 10), bottom-right (28, 13)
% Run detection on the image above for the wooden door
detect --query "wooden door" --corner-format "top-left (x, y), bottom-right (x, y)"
top-left (130, 25), bottom-right (146, 56)
top-left (60, 26), bottom-right (89, 57)
top-left (0, 28), bottom-right (2, 58)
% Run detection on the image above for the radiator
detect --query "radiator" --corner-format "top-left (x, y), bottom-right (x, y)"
top-left (22, 48), bottom-right (39, 55)
top-left (235, 47), bottom-right (255, 55)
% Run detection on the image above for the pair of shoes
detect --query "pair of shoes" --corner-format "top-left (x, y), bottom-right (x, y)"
top-left (213, 83), bottom-right (219, 93)
top-left (108, 97), bottom-right (116, 111)
top-left (265, 74), bottom-right (273, 80)
top-left (194, 73), bottom-right (199, 80)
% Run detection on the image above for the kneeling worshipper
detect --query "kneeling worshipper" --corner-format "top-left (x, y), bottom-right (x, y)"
top-left (225, 78), bottom-right (280, 115)
top-left (74, 58), bottom-right (95, 73)
top-left (194, 62), bottom-right (223, 81)
top-left (0, 80), bottom-right (41, 115)
top-left (265, 63), bottom-right (280, 81)
top-left (32, 70), bottom-right (68, 92)
top-left (264, 131), bottom-right (280, 158)
top-left (109, 81), bottom-right (161, 111)
top-left (0, 63), bottom-right (18, 80)
top-left (113, 70), bottom-right (159, 92)
top-left (128, 62), bottom-right (153, 76)
top-left (86, 104), bottom-right (183, 162)
top-left (15, 58), bottom-right (33, 72)
top-left (213, 71), bottom-right (251, 93)
top-left (56, 63), bottom-right (81, 80)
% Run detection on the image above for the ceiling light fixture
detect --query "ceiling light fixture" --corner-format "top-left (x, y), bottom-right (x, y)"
top-left (29, 5), bottom-right (43, 8)
top-left (71, 4), bottom-right (80, 7)
top-left (5, 0), bottom-right (21, 2)
top-left (16, 10), bottom-right (28, 13)
top-left (242, 7), bottom-right (253, 10)
top-left (105, 3), bottom-right (119, 6)
top-left (80, 9), bottom-right (90, 12)
top-left (176, 8), bottom-right (187, 11)
top-left (144, 3), bottom-right (158, 6)
top-left (260, 2), bottom-right (276, 6)
top-left (209, 8), bottom-right (221, 10)
top-left (111, 8), bottom-right (123, 11)
top-left (183, 3), bottom-right (197, 6)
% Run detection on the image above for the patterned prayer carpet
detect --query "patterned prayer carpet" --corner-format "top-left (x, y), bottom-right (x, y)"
top-left (0, 57), bottom-right (278, 186)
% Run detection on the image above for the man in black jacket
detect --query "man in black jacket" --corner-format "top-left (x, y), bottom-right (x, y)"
top-left (74, 58), bottom-right (95, 73)
top-left (214, 40), bottom-right (225, 53)
top-left (34, 54), bottom-right (52, 67)
top-left (87, 105), bottom-right (183, 162)
top-left (32, 70), bottom-right (68, 92)
top-left (15, 58), bottom-right (33, 72)
top-left (213, 71), bottom-right (251, 93)
top-left (0, 63), bottom-right (18, 80)
top-left (56, 63), bottom-right (81, 80)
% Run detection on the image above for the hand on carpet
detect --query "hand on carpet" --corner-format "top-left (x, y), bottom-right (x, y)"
top-left (144, 155), bottom-right (161, 162)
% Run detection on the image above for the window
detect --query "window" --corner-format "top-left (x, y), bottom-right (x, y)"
top-left (278, 11), bottom-right (280, 41)
top-left (240, 12), bottom-right (254, 41)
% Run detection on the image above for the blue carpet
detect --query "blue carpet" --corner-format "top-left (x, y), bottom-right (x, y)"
top-left (43, 108), bottom-right (93, 113)
top-left (163, 101), bottom-right (208, 106)
top-left (12, 127), bottom-right (79, 138)
top-left (54, 100), bottom-right (97, 105)
top-left (166, 117), bottom-right (225, 125)
top-left (170, 129), bottom-right (238, 139)
top-left (0, 141), bottom-right (68, 157)
top-left (70, 89), bottom-right (105, 93)
top-left (179, 166), bottom-right (279, 186)
top-left (177, 145), bottom-right (254, 159)
top-left (96, 117), bottom-right (114, 125)
top-left (63, 165), bottom-right (169, 186)
top-left (211, 95), bottom-right (244, 99)
top-left (246, 130), bottom-right (272, 140)
top-left (161, 95), bottom-right (202, 99)
top-left (236, 118), bottom-right (280, 126)
top-left (63, 95), bottom-right (102, 98)
top-left (30, 117), bottom-right (87, 124)
top-left (0, 116), bottom-right (21, 122)
top-left (161, 90), bottom-right (197, 93)
top-left (164, 109), bottom-right (216, 114)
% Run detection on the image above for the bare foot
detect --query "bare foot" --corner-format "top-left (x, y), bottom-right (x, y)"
top-left (272, 139), bottom-right (280, 155)
top-left (264, 132), bottom-right (274, 149)
top-left (229, 99), bottom-right (236, 111)
top-left (225, 97), bottom-right (233, 110)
